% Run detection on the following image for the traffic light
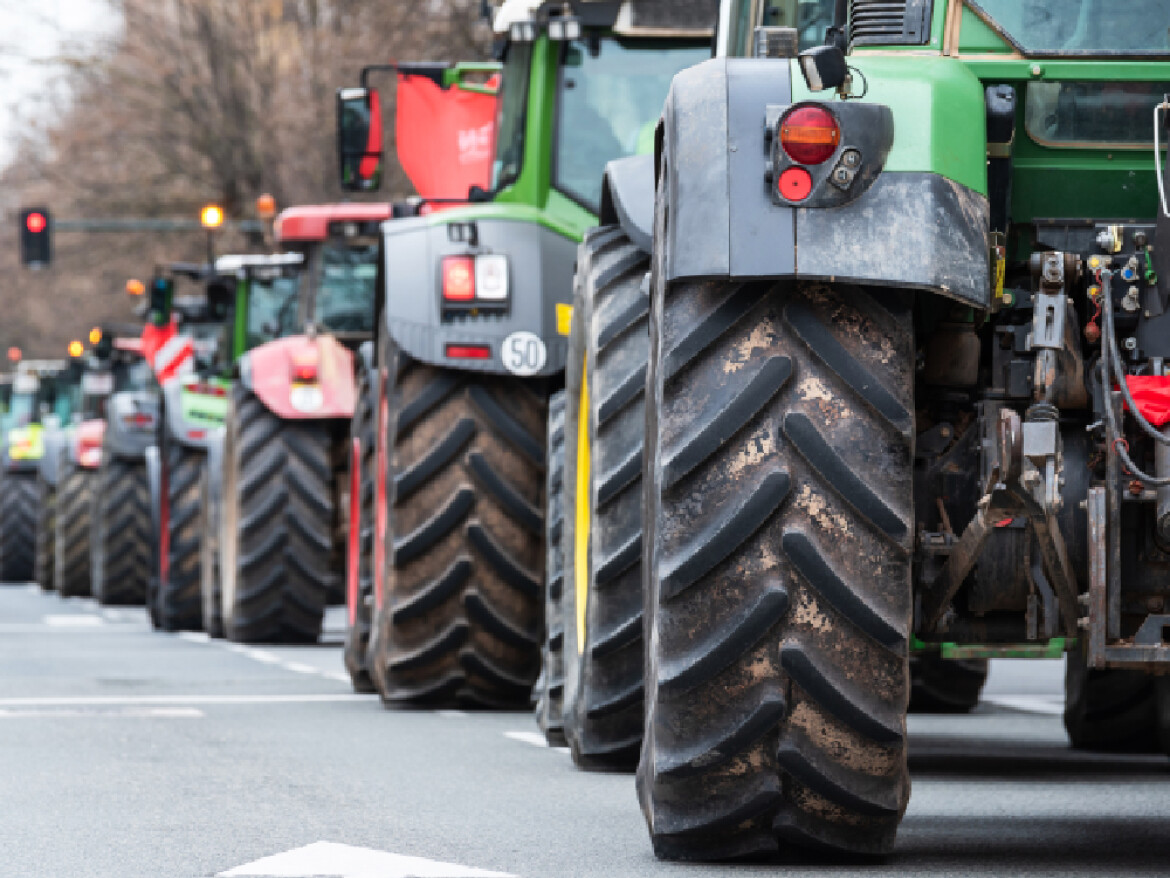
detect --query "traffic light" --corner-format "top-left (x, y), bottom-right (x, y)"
top-left (19, 207), bottom-right (51, 267)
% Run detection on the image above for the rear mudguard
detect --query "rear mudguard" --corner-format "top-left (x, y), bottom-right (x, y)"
top-left (39, 427), bottom-right (68, 487)
top-left (656, 57), bottom-right (990, 307)
top-left (381, 212), bottom-right (577, 377)
top-left (162, 379), bottom-right (229, 450)
top-left (599, 154), bottom-right (655, 257)
top-left (104, 390), bottom-right (161, 461)
top-left (238, 334), bottom-right (355, 420)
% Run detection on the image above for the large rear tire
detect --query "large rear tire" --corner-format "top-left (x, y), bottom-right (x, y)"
top-left (91, 455), bottom-right (151, 605)
top-left (154, 436), bottom-right (206, 631)
top-left (562, 226), bottom-right (649, 770)
top-left (909, 654), bottom-right (989, 714)
top-left (1064, 642), bottom-right (1160, 752)
top-left (370, 338), bottom-right (546, 708)
top-left (0, 472), bottom-right (37, 582)
top-left (537, 390), bottom-right (568, 743)
top-left (219, 385), bottom-right (338, 644)
top-left (35, 476), bottom-right (56, 591)
top-left (344, 360), bottom-right (378, 693)
top-left (55, 464), bottom-right (95, 597)
top-left (639, 220), bottom-right (915, 857)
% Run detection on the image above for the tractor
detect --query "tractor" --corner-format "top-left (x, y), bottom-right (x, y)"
top-left (50, 327), bottom-right (144, 598)
top-left (598, 0), bottom-right (1170, 862)
top-left (334, 1), bottom-right (713, 706)
top-left (143, 265), bottom-right (235, 630)
top-left (200, 237), bottom-right (373, 644)
top-left (0, 360), bottom-right (69, 582)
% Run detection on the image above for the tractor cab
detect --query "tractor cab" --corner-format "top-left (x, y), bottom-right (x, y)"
top-left (2, 361), bottom-right (68, 472)
top-left (274, 204), bottom-right (392, 348)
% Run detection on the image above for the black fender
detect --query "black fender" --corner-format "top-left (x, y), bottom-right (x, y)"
top-left (599, 154), bottom-right (655, 257)
top-left (656, 57), bottom-right (990, 307)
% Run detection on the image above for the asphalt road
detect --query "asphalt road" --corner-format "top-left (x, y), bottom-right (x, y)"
top-left (2, 584), bottom-right (1169, 878)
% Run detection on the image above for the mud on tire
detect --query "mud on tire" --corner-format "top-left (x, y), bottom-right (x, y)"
top-left (91, 454), bottom-right (151, 605)
top-left (639, 263), bottom-right (915, 858)
top-left (220, 385), bottom-right (339, 644)
top-left (344, 361), bottom-right (378, 693)
top-left (35, 476), bottom-right (56, 590)
top-left (154, 437), bottom-right (207, 631)
top-left (371, 338), bottom-right (546, 708)
top-left (537, 390), bottom-right (568, 743)
top-left (55, 463), bottom-right (95, 597)
top-left (561, 226), bottom-right (650, 769)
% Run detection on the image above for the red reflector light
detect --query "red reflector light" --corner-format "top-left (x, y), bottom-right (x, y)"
top-left (442, 257), bottom-right (475, 301)
top-left (778, 167), bottom-right (814, 202)
top-left (446, 344), bottom-right (491, 360)
top-left (291, 353), bottom-right (319, 384)
top-left (780, 106), bottom-right (840, 165)
top-left (123, 412), bottom-right (154, 428)
top-left (187, 429), bottom-right (207, 440)
top-left (26, 212), bottom-right (46, 234)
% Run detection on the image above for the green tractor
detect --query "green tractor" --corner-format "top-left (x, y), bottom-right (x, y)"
top-left (594, 0), bottom-right (1170, 861)
top-left (0, 359), bottom-right (70, 583)
top-left (335, 0), bottom-right (714, 705)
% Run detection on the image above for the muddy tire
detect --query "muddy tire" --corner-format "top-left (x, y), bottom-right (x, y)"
top-left (370, 337), bottom-right (546, 707)
top-left (639, 216), bottom-right (915, 858)
top-left (537, 391), bottom-right (568, 743)
top-left (219, 385), bottom-right (338, 644)
top-left (154, 436), bottom-right (206, 631)
top-left (91, 455), bottom-right (151, 605)
top-left (55, 464), bottom-right (95, 597)
top-left (0, 472), bottom-right (37, 582)
top-left (35, 477), bottom-right (56, 591)
top-left (344, 361), bottom-right (378, 693)
top-left (1065, 642), bottom-right (1159, 752)
top-left (199, 462), bottom-right (224, 638)
top-left (909, 654), bottom-right (988, 714)
top-left (561, 226), bottom-right (649, 769)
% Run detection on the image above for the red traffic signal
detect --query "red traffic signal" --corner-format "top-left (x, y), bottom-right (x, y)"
top-left (19, 207), bottom-right (51, 267)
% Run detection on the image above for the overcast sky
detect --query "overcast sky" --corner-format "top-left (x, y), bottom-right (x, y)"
top-left (0, 0), bottom-right (118, 163)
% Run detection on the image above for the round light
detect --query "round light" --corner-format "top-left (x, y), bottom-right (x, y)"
top-left (7, 347), bottom-right (21, 363)
top-left (25, 212), bottom-right (46, 234)
top-left (255, 193), bottom-right (276, 220)
top-left (89, 327), bottom-right (102, 345)
top-left (68, 340), bottom-right (84, 358)
top-left (780, 106), bottom-right (841, 165)
top-left (778, 167), bottom-right (814, 202)
top-left (126, 279), bottom-right (146, 296)
top-left (200, 204), bottom-right (225, 230)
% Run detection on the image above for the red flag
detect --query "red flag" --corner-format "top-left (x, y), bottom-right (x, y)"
top-left (396, 74), bottom-right (498, 202)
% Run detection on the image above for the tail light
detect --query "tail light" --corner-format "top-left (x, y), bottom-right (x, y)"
top-left (291, 348), bottom-right (320, 384)
top-left (777, 167), bottom-right (814, 202)
top-left (442, 257), bottom-right (476, 301)
top-left (123, 412), bottom-right (155, 430)
top-left (446, 344), bottom-right (491, 360)
top-left (780, 106), bottom-right (840, 165)
top-left (187, 382), bottom-right (227, 398)
top-left (441, 254), bottom-right (509, 305)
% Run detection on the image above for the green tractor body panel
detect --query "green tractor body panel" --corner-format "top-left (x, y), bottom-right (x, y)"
top-left (176, 378), bottom-right (231, 433)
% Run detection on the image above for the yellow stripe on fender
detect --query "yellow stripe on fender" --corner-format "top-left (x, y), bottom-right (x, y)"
top-left (557, 303), bottom-right (574, 337)
top-left (575, 357), bottom-right (590, 655)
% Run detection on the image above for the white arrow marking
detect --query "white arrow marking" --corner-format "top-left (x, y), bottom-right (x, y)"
top-left (217, 841), bottom-right (515, 877)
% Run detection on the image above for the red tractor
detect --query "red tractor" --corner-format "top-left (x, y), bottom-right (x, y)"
top-left (209, 204), bottom-right (391, 643)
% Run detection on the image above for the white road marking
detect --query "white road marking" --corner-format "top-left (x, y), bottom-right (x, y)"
top-left (218, 841), bottom-right (515, 877)
top-left (43, 614), bottom-right (103, 627)
top-left (324, 672), bottom-right (352, 684)
top-left (438, 709), bottom-right (468, 719)
top-left (0, 694), bottom-right (370, 707)
top-left (178, 631), bottom-right (211, 643)
top-left (0, 707), bottom-right (204, 718)
top-left (0, 624), bottom-right (148, 634)
top-left (282, 662), bottom-right (320, 675)
top-left (983, 695), bottom-right (1065, 716)
top-left (241, 648), bottom-right (283, 665)
top-left (504, 731), bottom-right (570, 753)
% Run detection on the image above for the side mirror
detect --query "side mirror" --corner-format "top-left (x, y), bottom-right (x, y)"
top-left (337, 87), bottom-right (384, 193)
top-left (798, 45), bottom-right (849, 93)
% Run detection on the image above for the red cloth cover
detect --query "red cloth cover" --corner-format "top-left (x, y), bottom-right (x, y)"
top-left (395, 74), bottom-right (497, 201)
top-left (1125, 375), bottom-right (1170, 426)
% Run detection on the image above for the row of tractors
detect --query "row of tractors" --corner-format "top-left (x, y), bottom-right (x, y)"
top-left (8, 0), bottom-right (1170, 862)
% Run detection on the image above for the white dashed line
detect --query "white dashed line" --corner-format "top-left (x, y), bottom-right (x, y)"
top-left (505, 730), bottom-right (569, 753)
top-left (283, 662), bottom-right (320, 675)
top-left (0, 707), bottom-right (204, 718)
top-left (43, 615), bottom-right (104, 627)
top-left (984, 695), bottom-right (1065, 716)
top-left (0, 695), bottom-right (369, 707)
top-left (438, 709), bottom-right (468, 719)
top-left (178, 632), bottom-right (211, 644)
